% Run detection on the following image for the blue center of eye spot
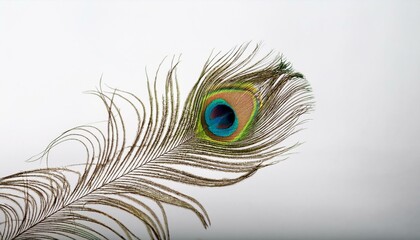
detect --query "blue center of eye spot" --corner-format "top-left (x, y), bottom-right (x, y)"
top-left (204, 99), bottom-right (238, 137)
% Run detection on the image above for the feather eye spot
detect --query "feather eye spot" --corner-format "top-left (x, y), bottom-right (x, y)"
top-left (204, 99), bottom-right (238, 137)
top-left (198, 87), bottom-right (259, 143)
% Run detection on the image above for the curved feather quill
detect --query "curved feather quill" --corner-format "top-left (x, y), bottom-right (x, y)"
top-left (0, 44), bottom-right (313, 239)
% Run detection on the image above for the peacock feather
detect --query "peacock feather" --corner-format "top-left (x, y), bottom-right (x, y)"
top-left (0, 44), bottom-right (313, 239)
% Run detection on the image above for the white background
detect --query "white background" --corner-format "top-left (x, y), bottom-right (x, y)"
top-left (1, 1), bottom-right (420, 239)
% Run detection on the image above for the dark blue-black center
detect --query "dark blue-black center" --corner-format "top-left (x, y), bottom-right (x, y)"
top-left (204, 98), bottom-right (239, 137)
top-left (210, 104), bottom-right (235, 129)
